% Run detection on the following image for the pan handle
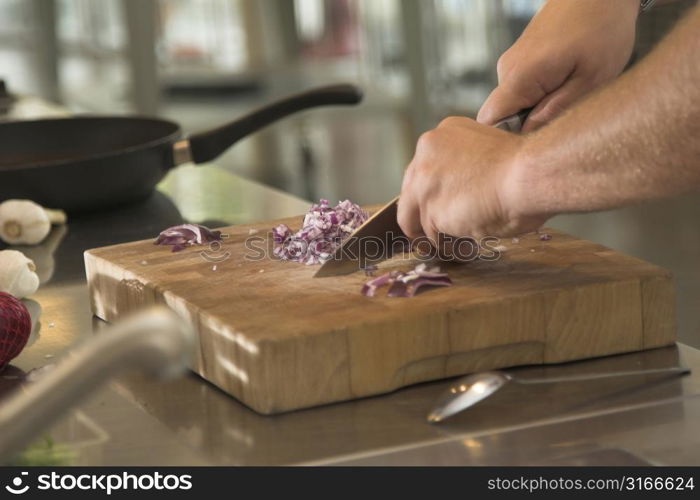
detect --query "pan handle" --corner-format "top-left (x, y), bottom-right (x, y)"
top-left (185, 83), bottom-right (363, 164)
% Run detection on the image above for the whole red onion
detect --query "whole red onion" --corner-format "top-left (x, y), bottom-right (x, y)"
top-left (0, 292), bottom-right (31, 372)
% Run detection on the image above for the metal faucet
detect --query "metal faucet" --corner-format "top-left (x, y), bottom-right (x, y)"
top-left (0, 307), bottom-right (194, 462)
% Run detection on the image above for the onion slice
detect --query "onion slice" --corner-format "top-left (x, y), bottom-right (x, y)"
top-left (361, 271), bottom-right (400, 297)
top-left (362, 264), bottom-right (452, 298)
top-left (155, 224), bottom-right (222, 252)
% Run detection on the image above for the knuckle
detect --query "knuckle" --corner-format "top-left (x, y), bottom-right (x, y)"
top-left (398, 216), bottom-right (420, 240)
top-left (402, 161), bottom-right (415, 181)
top-left (498, 59), bottom-right (541, 94)
top-left (500, 69), bottom-right (530, 94)
top-left (411, 158), bottom-right (430, 177)
top-left (438, 116), bottom-right (463, 128)
top-left (496, 51), bottom-right (513, 76)
top-left (399, 176), bottom-right (415, 199)
top-left (396, 214), bottom-right (408, 233)
top-left (404, 227), bottom-right (422, 240)
top-left (416, 130), bottom-right (437, 154)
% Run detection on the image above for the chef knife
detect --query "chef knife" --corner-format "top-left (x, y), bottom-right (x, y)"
top-left (314, 109), bottom-right (532, 278)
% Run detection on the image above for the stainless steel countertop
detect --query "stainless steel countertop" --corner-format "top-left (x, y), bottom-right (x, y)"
top-left (2, 99), bottom-right (700, 466)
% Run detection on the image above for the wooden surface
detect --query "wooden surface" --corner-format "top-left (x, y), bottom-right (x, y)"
top-left (84, 210), bottom-right (677, 414)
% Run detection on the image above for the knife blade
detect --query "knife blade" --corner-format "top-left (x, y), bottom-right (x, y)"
top-left (314, 196), bottom-right (401, 277)
top-left (314, 109), bottom-right (531, 278)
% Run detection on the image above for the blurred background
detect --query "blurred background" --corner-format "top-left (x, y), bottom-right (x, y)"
top-left (2, 0), bottom-right (698, 348)
top-left (1, 2), bottom-right (700, 467)
top-left (0, 0), bottom-right (695, 206)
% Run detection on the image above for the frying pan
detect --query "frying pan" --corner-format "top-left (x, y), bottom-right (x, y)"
top-left (0, 84), bottom-right (362, 212)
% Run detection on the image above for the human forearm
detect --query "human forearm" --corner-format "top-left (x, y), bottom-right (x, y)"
top-left (509, 5), bottom-right (700, 219)
top-left (397, 1), bottom-right (700, 242)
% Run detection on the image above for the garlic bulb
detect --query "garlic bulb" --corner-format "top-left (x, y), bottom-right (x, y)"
top-left (0, 199), bottom-right (67, 245)
top-left (21, 298), bottom-right (42, 349)
top-left (13, 224), bottom-right (67, 284)
top-left (0, 250), bottom-right (40, 298)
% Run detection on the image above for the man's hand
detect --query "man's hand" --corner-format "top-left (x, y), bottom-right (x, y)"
top-left (477, 0), bottom-right (639, 131)
top-left (399, 4), bottom-right (700, 248)
top-left (397, 117), bottom-right (547, 245)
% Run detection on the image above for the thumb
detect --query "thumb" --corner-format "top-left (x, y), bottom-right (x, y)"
top-left (522, 77), bottom-right (592, 132)
top-left (477, 81), bottom-right (546, 126)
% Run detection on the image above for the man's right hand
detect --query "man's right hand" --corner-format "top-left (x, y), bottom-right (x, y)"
top-left (477, 0), bottom-right (640, 131)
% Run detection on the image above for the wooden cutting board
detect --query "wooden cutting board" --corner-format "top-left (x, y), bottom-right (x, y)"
top-left (84, 209), bottom-right (677, 414)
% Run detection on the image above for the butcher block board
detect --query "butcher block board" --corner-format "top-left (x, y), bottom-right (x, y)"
top-left (84, 211), bottom-right (677, 414)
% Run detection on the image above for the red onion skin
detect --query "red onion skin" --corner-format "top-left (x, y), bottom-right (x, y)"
top-left (155, 224), bottom-right (222, 252)
top-left (361, 283), bottom-right (378, 297)
top-left (362, 266), bottom-right (452, 298)
top-left (0, 292), bottom-right (31, 372)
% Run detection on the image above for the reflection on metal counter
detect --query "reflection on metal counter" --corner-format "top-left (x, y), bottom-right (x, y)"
top-left (0, 308), bottom-right (193, 463)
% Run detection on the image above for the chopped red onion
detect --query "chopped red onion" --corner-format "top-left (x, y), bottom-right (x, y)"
top-left (272, 224), bottom-right (292, 244)
top-left (361, 271), bottom-right (400, 298)
top-left (362, 264), bottom-right (452, 298)
top-left (387, 276), bottom-right (452, 298)
top-left (539, 233), bottom-right (552, 241)
top-left (155, 224), bottom-right (222, 252)
top-left (273, 199), bottom-right (369, 265)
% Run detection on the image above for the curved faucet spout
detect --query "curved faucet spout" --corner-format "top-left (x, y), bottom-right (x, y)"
top-left (0, 307), bottom-right (194, 462)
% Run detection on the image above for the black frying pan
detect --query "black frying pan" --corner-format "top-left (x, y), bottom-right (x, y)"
top-left (0, 84), bottom-right (362, 212)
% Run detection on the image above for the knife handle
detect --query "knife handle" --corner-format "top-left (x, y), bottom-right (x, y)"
top-left (494, 108), bottom-right (533, 133)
